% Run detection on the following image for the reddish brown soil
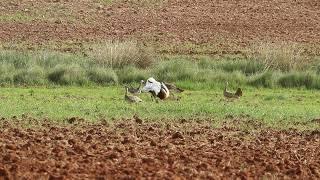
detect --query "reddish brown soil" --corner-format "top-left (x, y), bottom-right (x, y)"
top-left (0, 119), bottom-right (319, 179)
top-left (0, 0), bottom-right (319, 53)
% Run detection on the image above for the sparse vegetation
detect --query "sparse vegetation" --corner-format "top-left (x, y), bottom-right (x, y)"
top-left (0, 12), bottom-right (34, 22)
top-left (86, 40), bottom-right (154, 69)
top-left (248, 42), bottom-right (310, 71)
top-left (0, 43), bottom-right (320, 89)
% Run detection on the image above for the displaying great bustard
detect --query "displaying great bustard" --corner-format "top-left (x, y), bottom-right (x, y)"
top-left (142, 77), bottom-right (170, 102)
top-left (124, 87), bottom-right (143, 103)
top-left (126, 80), bottom-right (145, 95)
top-left (223, 82), bottom-right (242, 98)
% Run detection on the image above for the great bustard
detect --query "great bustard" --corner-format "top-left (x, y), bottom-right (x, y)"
top-left (124, 87), bottom-right (143, 103)
top-left (223, 82), bottom-right (242, 98)
top-left (142, 77), bottom-right (170, 102)
top-left (127, 80), bottom-right (145, 95)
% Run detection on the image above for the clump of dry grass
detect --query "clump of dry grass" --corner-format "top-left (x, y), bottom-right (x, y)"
top-left (86, 40), bottom-right (154, 68)
top-left (248, 42), bottom-right (310, 71)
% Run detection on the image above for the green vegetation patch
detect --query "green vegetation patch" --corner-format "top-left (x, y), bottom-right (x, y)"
top-left (0, 49), bottom-right (320, 89)
top-left (0, 87), bottom-right (319, 130)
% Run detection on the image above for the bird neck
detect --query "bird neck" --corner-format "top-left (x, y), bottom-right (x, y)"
top-left (138, 81), bottom-right (143, 89)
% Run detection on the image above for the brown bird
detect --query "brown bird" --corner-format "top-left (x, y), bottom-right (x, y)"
top-left (126, 80), bottom-right (145, 95)
top-left (223, 82), bottom-right (242, 98)
top-left (124, 87), bottom-right (143, 103)
top-left (235, 88), bottom-right (243, 97)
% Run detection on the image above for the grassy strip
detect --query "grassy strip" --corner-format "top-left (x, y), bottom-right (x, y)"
top-left (0, 49), bottom-right (320, 89)
top-left (0, 86), bottom-right (319, 130)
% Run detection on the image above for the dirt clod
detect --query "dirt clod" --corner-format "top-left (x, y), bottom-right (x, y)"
top-left (172, 131), bottom-right (184, 139)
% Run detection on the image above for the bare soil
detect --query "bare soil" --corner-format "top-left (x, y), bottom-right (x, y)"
top-left (0, 118), bottom-right (319, 179)
top-left (0, 0), bottom-right (319, 54)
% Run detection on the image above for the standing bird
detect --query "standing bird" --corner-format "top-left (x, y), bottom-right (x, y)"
top-left (223, 82), bottom-right (242, 98)
top-left (235, 88), bottom-right (243, 97)
top-left (127, 80), bottom-right (145, 95)
top-left (142, 77), bottom-right (170, 102)
top-left (124, 87), bottom-right (143, 103)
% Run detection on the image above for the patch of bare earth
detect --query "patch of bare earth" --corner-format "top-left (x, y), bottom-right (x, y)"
top-left (0, 0), bottom-right (319, 54)
top-left (0, 118), bottom-right (319, 179)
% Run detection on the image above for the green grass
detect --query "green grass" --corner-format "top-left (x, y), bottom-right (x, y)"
top-left (0, 86), bottom-right (319, 130)
top-left (0, 49), bottom-right (320, 89)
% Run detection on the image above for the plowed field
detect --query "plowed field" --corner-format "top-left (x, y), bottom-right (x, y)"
top-left (0, 0), bottom-right (319, 53)
top-left (1, 119), bottom-right (319, 179)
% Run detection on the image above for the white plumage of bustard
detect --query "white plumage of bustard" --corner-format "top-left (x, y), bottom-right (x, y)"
top-left (142, 77), bottom-right (170, 102)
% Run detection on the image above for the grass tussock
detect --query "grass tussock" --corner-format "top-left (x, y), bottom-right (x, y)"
top-left (117, 66), bottom-right (149, 83)
top-left (248, 71), bottom-right (278, 88)
top-left (14, 66), bottom-right (46, 85)
top-left (248, 42), bottom-right (309, 71)
top-left (48, 64), bottom-right (89, 85)
top-left (215, 60), bottom-right (264, 75)
top-left (86, 40), bottom-right (154, 69)
top-left (87, 67), bottom-right (118, 85)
